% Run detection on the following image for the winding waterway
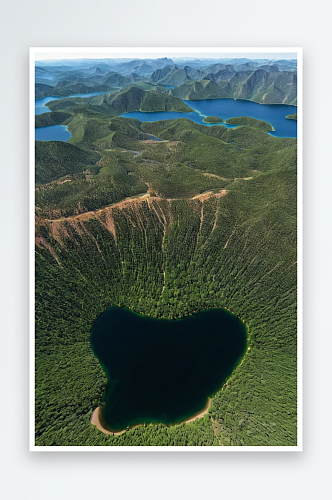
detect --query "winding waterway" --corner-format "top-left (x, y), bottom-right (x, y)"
top-left (90, 306), bottom-right (248, 432)
top-left (121, 98), bottom-right (297, 138)
top-left (35, 94), bottom-right (297, 142)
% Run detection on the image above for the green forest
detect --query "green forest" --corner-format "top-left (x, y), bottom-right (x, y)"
top-left (35, 87), bottom-right (297, 447)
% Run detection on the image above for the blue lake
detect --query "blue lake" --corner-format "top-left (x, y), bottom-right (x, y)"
top-left (35, 94), bottom-right (297, 142)
top-left (35, 124), bottom-right (71, 142)
top-left (121, 98), bottom-right (297, 138)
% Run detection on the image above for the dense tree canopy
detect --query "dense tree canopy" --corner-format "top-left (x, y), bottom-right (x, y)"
top-left (35, 95), bottom-right (297, 447)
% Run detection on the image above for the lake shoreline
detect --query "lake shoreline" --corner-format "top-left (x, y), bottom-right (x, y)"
top-left (89, 305), bottom-right (249, 438)
top-left (90, 398), bottom-right (212, 436)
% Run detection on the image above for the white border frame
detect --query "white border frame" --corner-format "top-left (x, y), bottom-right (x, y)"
top-left (29, 47), bottom-right (303, 452)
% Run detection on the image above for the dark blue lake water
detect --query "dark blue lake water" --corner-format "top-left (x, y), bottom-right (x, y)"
top-left (90, 306), bottom-right (247, 431)
top-left (121, 98), bottom-right (297, 138)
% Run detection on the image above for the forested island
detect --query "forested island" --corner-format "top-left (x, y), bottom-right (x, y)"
top-left (34, 55), bottom-right (297, 447)
top-left (203, 116), bottom-right (223, 123)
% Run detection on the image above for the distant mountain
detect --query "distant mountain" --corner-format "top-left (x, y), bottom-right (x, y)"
top-left (112, 57), bottom-right (174, 76)
top-left (170, 79), bottom-right (228, 100)
top-left (150, 65), bottom-right (205, 86)
top-left (183, 66), bottom-right (205, 80)
top-left (35, 83), bottom-right (54, 98)
top-left (35, 58), bottom-right (297, 104)
top-left (233, 70), bottom-right (297, 104)
top-left (169, 69), bottom-right (297, 105)
top-left (103, 72), bottom-right (141, 87)
top-left (202, 63), bottom-right (234, 75)
top-left (258, 64), bottom-right (280, 74)
top-left (35, 66), bottom-right (51, 76)
top-left (149, 66), bottom-right (174, 83)
top-left (265, 59), bottom-right (297, 71)
top-left (149, 66), bottom-right (190, 86)
top-left (94, 67), bottom-right (107, 75)
top-left (205, 66), bottom-right (238, 83)
top-left (232, 62), bottom-right (260, 72)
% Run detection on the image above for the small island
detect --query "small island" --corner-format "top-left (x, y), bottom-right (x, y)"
top-left (286, 113), bottom-right (297, 120)
top-left (203, 115), bottom-right (223, 123)
top-left (225, 116), bottom-right (274, 132)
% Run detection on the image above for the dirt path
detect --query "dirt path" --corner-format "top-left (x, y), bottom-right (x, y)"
top-left (44, 193), bottom-right (150, 223)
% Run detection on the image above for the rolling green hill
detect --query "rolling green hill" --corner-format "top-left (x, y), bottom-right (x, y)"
top-left (35, 81), bottom-right (118, 98)
top-left (225, 116), bottom-right (273, 132)
top-left (35, 83), bottom-right (54, 98)
top-left (35, 112), bottom-right (72, 128)
top-left (46, 86), bottom-right (193, 117)
top-left (105, 86), bottom-right (193, 113)
top-left (35, 141), bottom-right (101, 184)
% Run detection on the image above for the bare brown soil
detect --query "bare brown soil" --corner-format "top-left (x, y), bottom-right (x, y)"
top-left (35, 190), bottom-right (228, 263)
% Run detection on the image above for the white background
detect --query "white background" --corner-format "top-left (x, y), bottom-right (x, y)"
top-left (0, 1), bottom-right (331, 499)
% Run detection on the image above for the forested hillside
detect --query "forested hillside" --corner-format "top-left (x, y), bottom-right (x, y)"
top-left (35, 106), bottom-right (297, 446)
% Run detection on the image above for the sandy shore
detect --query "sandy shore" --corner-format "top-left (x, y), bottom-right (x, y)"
top-left (91, 399), bottom-right (211, 436)
top-left (90, 407), bottom-right (126, 436)
top-left (181, 398), bottom-right (211, 424)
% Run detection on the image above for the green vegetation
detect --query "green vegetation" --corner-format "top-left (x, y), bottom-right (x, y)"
top-left (101, 86), bottom-right (193, 113)
top-left (34, 55), bottom-right (297, 448)
top-left (35, 59), bottom-right (297, 105)
top-left (35, 147), bottom-right (147, 218)
top-left (225, 116), bottom-right (274, 132)
top-left (35, 141), bottom-right (100, 184)
top-left (169, 70), bottom-right (297, 105)
top-left (286, 113), bottom-right (297, 120)
top-left (171, 80), bottom-right (227, 100)
top-left (35, 83), bottom-right (54, 98)
top-left (34, 113), bottom-right (295, 217)
top-left (46, 86), bottom-right (193, 119)
top-left (35, 102), bottom-right (297, 446)
top-left (35, 112), bottom-right (72, 128)
top-left (35, 82), bottom-right (115, 98)
top-left (203, 116), bottom-right (223, 123)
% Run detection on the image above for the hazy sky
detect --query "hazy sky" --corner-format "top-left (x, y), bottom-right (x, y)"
top-left (35, 49), bottom-right (298, 61)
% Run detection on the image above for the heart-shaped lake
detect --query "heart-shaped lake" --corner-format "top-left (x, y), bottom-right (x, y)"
top-left (90, 306), bottom-right (247, 432)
